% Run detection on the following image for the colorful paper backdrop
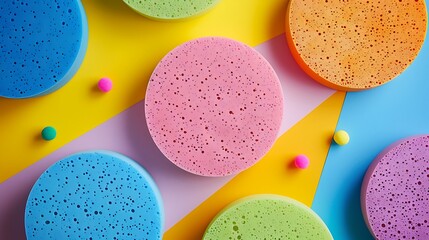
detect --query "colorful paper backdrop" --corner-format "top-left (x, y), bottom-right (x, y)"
top-left (0, 1), bottom-right (428, 239)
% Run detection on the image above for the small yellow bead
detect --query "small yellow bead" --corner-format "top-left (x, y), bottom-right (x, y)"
top-left (334, 130), bottom-right (350, 146)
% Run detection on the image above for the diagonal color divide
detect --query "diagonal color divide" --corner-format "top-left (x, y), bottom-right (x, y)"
top-left (0, 0), bottom-right (288, 183)
top-left (0, 35), bottom-right (336, 239)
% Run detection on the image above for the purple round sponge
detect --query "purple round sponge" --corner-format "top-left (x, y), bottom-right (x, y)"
top-left (361, 135), bottom-right (429, 239)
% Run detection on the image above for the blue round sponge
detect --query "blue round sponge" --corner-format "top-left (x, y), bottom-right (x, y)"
top-left (25, 151), bottom-right (164, 239)
top-left (0, 0), bottom-right (88, 98)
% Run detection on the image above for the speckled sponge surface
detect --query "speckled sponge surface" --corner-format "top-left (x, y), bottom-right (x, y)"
top-left (25, 151), bottom-right (164, 240)
top-left (0, 0), bottom-right (88, 98)
top-left (361, 135), bottom-right (429, 239)
top-left (145, 37), bottom-right (284, 177)
top-left (123, 0), bottom-right (220, 21)
top-left (286, 0), bottom-right (428, 91)
top-left (203, 194), bottom-right (333, 240)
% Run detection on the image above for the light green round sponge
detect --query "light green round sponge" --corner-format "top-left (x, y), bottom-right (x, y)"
top-left (203, 195), bottom-right (333, 240)
top-left (123, 0), bottom-right (220, 21)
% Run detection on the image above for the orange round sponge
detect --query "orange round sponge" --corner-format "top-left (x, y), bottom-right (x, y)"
top-left (286, 0), bottom-right (427, 91)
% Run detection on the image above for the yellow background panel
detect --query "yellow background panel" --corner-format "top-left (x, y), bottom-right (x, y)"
top-left (0, 0), bottom-right (287, 183)
top-left (164, 92), bottom-right (346, 239)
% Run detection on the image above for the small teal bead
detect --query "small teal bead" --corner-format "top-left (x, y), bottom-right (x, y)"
top-left (41, 126), bottom-right (56, 141)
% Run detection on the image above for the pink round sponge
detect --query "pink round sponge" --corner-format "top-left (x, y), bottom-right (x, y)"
top-left (294, 155), bottom-right (310, 169)
top-left (145, 37), bottom-right (284, 176)
top-left (98, 78), bottom-right (112, 92)
top-left (361, 135), bottom-right (429, 239)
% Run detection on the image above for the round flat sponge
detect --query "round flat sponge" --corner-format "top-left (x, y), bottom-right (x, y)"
top-left (145, 37), bottom-right (284, 176)
top-left (0, 0), bottom-right (88, 98)
top-left (361, 135), bottom-right (429, 239)
top-left (123, 0), bottom-right (220, 21)
top-left (203, 195), bottom-right (333, 240)
top-left (25, 151), bottom-right (164, 239)
top-left (286, 0), bottom-right (427, 91)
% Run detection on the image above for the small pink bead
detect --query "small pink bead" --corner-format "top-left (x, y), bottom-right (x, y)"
top-left (294, 154), bottom-right (310, 169)
top-left (98, 77), bottom-right (113, 92)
